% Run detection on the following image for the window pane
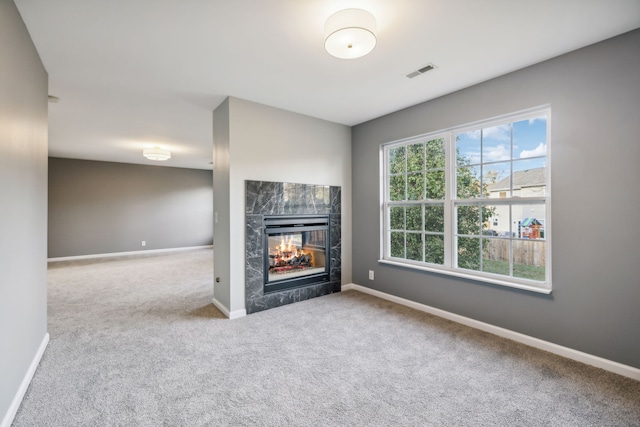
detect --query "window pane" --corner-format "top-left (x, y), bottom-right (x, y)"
top-left (425, 205), bottom-right (444, 232)
top-left (482, 238), bottom-right (509, 275)
top-left (389, 206), bottom-right (404, 230)
top-left (455, 132), bottom-right (480, 166)
top-left (456, 165), bottom-right (481, 199)
top-left (484, 162), bottom-right (510, 198)
top-left (513, 240), bottom-right (546, 281)
top-left (426, 170), bottom-right (445, 199)
top-left (457, 236), bottom-right (480, 271)
top-left (406, 233), bottom-right (423, 261)
top-left (407, 172), bottom-right (424, 200)
top-left (390, 232), bottom-right (405, 258)
top-left (489, 204), bottom-right (510, 237)
top-left (513, 117), bottom-right (547, 160)
top-left (482, 124), bottom-right (511, 163)
top-left (512, 159), bottom-right (546, 198)
top-left (389, 175), bottom-right (406, 201)
top-left (406, 206), bottom-right (422, 231)
top-left (389, 146), bottom-right (406, 174)
top-left (513, 203), bottom-right (546, 240)
top-left (407, 143), bottom-right (424, 172)
top-left (481, 204), bottom-right (500, 236)
top-left (426, 138), bottom-right (445, 169)
top-left (457, 205), bottom-right (480, 236)
top-left (425, 235), bottom-right (444, 265)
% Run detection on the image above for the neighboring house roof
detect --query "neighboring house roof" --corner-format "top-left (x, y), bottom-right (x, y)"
top-left (488, 167), bottom-right (546, 192)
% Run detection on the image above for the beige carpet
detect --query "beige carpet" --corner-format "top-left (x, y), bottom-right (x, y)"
top-left (13, 248), bottom-right (640, 426)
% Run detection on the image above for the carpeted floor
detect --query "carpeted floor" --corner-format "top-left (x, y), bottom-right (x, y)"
top-left (12, 248), bottom-right (640, 426)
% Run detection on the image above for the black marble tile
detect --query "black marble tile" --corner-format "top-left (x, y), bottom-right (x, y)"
top-left (303, 184), bottom-right (313, 214)
top-left (245, 215), bottom-right (263, 258)
top-left (330, 186), bottom-right (341, 214)
top-left (286, 183), bottom-right (297, 213)
top-left (245, 256), bottom-right (264, 300)
top-left (292, 183), bottom-right (305, 214)
top-left (292, 288), bottom-right (301, 302)
top-left (315, 185), bottom-right (330, 214)
top-left (246, 181), bottom-right (286, 215)
top-left (316, 283), bottom-right (331, 297)
top-left (272, 290), bottom-right (295, 306)
top-left (329, 213), bottom-right (342, 283)
top-left (283, 183), bottom-right (295, 215)
top-left (248, 290), bottom-right (298, 314)
top-left (246, 298), bottom-right (265, 314)
top-left (330, 264), bottom-right (342, 283)
top-left (299, 286), bottom-right (311, 301)
top-left (330, 214), bottom-right (341, 247)
top-left (245, 180), bottom-right (260, 214)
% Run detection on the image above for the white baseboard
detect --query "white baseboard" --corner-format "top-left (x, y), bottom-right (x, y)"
top-left (212, 297), bottom-right (246, 320)
top-left (1, 333), bottom-right (49, 427)
top-left (341, 283), bottom-right (640, 381)
top-left (48, 245), bottom-right (213, 262)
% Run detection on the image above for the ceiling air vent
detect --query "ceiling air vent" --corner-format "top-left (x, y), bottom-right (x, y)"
top-left (406, 63), bottom-right (437, 79)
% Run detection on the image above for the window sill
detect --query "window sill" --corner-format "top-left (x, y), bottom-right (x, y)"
top-left (378, 259), bottom-right (552, 294)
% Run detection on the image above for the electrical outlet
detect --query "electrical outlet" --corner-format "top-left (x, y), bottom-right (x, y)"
top-left (141, 241), bottom-right (146, 247)
top-left (368, 270), bottom-right (374, 280)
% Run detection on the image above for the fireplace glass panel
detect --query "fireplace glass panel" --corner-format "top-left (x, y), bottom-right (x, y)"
top-left (267, 229), bottom-right (327, 283)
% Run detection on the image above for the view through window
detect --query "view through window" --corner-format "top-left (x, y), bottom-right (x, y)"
top-left (382, 108), bottom-right (550, 292)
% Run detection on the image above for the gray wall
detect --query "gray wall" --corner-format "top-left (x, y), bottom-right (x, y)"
top-left (0, 0), bottom-right (49, 423)
top-left (352, 29), bottom-right (640, 368)
top-left (48, 158), bottom-right (213, 258)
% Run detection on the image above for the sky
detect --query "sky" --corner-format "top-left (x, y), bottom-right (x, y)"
top-left (456, 115), bottom-right (547, 182)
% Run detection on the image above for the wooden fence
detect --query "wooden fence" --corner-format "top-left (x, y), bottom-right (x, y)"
top-left (483, 239), bottom-right (546, 267)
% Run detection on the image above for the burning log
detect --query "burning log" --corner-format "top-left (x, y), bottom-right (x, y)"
top-left (288, 253), bottom-right (312, 266)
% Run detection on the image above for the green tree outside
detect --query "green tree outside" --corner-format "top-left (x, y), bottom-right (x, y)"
top-left (388, 137), bottom-right (495, 270)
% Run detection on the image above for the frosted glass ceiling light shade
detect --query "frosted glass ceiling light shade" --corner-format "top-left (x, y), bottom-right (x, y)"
top-left (324, 9), bottom-right (377, 59)
top-left (143, 147), bottom-right (171, 161)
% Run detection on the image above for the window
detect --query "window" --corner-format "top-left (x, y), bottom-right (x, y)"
top-left (382, 108), bottom-right (550, 293)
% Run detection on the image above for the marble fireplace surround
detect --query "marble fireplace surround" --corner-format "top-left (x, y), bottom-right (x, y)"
top-left (245, 180), bottom-right (341, 314)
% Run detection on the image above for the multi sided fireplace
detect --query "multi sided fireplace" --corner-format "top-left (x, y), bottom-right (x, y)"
top-left (263, 215), bottom-right (329, 293)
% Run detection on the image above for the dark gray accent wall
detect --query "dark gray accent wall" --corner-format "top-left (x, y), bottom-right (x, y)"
top-left (0, 1), bottom-right (48, 423)
top-left (352, 29), bottom-right (640, 368)
top-left (48, 158), bottom-right (213, 258)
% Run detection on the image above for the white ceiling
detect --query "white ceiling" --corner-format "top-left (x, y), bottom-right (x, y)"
top-left (14, 0), bottom-right (640, 170)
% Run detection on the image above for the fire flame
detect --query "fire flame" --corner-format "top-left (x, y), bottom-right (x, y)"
top-left (276, 236), bottom-right (303, 259)
top-left (279, 236), bottom-right (293, 253)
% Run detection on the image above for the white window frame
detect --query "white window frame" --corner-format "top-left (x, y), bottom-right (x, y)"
top-left (379, 106), bottom-right (552, 294)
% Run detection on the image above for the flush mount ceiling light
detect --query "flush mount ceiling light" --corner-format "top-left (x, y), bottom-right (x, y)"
top-left (324, 9), bottom-right (377, 59)
top-left (143, 146), bottom-right (171, 161)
